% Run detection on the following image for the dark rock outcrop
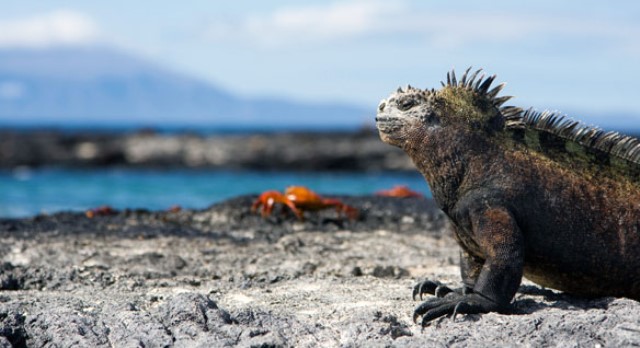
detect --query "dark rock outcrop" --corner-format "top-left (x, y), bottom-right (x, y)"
top-left (0, 129), bottom-right (414, 171)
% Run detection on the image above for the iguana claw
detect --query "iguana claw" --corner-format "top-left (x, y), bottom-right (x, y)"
top-left (413, 292), bottom-right (499, 326)
top-left (412, 279), bottom-right (471, 300)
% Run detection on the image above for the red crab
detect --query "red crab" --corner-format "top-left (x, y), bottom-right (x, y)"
top-left (252, 186), bottom-right (358, 220)
top-left (375, 185), bottom-right (423, 198)
top-left (167, 205), bottom-right (182, 213)
top-left (85, 205), bottom-right (117, 218)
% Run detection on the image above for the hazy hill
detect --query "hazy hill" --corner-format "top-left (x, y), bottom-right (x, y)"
top-left (0, 47), bottom-right (369, 129)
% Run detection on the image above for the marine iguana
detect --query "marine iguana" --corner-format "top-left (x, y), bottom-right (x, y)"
top-left (375, 68), bottom-right (640, 326)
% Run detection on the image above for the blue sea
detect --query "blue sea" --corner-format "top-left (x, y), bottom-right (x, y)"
top-left (0, 168), bottom-right (431, 218)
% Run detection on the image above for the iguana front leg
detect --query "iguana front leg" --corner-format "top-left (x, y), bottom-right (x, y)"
top-left (413, 207), bottom-right (524, 326)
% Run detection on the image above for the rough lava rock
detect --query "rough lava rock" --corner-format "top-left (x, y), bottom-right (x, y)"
top-left (0, 130), bottom-right (414, 171)
top-left (0, 195), bottom-right (639, 347)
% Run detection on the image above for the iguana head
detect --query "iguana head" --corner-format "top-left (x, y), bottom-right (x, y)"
top-left (376, 68), bottom-right (522, 148)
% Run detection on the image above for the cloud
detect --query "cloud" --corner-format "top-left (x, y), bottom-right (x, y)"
top-left (0, 10), bottom-right (100, 48)
top-left (204, 1), bottom-right (640, 52)
top-left (205, 1), bottom-right (405, 46)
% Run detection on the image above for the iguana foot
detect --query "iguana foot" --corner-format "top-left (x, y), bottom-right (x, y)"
top-left (413, 292), bottom-right (500, 326)
top-left (412, 279), bottom-right (472, 300)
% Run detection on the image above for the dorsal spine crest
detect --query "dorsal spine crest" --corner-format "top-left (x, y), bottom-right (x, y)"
top-left (445, 68), bottom-right (640, 165)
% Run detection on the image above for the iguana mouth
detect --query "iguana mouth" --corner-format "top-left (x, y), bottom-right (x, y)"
top-left (374, 116), bottom-right (398, 123)
top-left (375, 116), bottom-right (403, 134)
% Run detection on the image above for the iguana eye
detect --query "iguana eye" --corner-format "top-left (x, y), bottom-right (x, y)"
top-left (397, 98), bottom-right (416, 111)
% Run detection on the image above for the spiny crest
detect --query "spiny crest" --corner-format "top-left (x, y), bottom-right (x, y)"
top-left (511, 109), bottom-right (640, 164)
top-left (443, 67), bottom-right (523, 125)
top-left (396, 84), bottom-right (421, 93)
top-left (445, 68), bottom-right (640, 165)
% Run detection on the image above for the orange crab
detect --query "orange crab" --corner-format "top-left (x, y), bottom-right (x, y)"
top-left (375, 185), bottom-right (423, 198)
top-left (252, 186), bottom-right (358, 220)
top-left (85, 205), bottom-right (117, 218)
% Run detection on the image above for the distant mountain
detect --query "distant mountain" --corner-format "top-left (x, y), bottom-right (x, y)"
top-left (0, 47), bottom-right (370, 129)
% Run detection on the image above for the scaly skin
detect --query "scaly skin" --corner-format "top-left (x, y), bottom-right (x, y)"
top-left (376, 68), bottom-right (640, 326)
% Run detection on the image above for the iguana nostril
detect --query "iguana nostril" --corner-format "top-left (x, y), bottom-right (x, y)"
top-left (378, 102), bottom-right (386, 112)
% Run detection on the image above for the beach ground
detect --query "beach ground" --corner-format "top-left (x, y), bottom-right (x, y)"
top-left (0, 195), bottom-right (638, 347)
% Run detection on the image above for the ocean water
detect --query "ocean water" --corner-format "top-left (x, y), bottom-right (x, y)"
top-left (0, 168), bottom-right (431, 218)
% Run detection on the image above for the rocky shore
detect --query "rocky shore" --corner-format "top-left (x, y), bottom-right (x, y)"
top-left (1, 195), bottom-right (638, 347)
top-left (0, 129), bottom-right (414, 171)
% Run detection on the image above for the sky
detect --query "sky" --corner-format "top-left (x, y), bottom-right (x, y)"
top-left (0, 1), bottom-right (639, 128)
